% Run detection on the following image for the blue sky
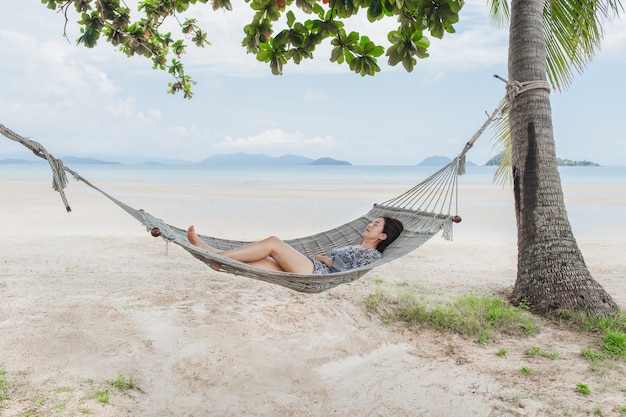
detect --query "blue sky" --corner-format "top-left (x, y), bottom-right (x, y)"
top-left (0, 1), bottom-right (624, 166)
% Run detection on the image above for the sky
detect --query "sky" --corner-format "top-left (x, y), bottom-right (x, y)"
top-left (0, 1), bottom-right (625, 166)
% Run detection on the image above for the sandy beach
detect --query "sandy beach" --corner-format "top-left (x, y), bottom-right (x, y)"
top-left (1, 170), bottom-right (625, 416)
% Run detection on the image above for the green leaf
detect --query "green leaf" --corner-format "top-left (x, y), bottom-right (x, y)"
top-left (367, 0), bottom-right (383, 22)
top-left (286, 10), bottom-right (296, 28)
top-left (330, 45), bottom-right (344, 63)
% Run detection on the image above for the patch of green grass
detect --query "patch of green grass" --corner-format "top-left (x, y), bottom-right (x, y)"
top-left (496, 348), bottom-right (508, 357)
top-left (106, 374), bottom-right (138, 391)
top-left (619, 405), bottom-right (626, 414)
top-left (600, 332), bottom-right (626, 357)
top-left (576, 382), bottom-right (591, 395)
top-left (524, 346), bottom-right (559, 360)
top-left (94, 390), bottom-right (109, 404)
top-left (0, 369), bottom-right (8, 406)
top-left (560, 310), bottom-right (626, 334)
top-left (384, 293), bottom-right (537, 344)
top-left (581, 348), bottom-right (605, 362)
top-left (365, 286), bottom-right (384, 314)
top-left (521, 366), bottom-right (531, 375)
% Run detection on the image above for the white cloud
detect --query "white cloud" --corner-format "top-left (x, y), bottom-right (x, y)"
top-left (303, 90), bottom-right (328, 102)
top-left (215, 129), bottom-right (337, 154)
top-left (600, 16), bottom-right (626, 61)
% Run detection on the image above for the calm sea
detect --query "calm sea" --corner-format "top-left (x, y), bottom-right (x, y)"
top-left (2, 163), bottom-right (624, 238)
top-left (1, 163), bottom-right (624, 186)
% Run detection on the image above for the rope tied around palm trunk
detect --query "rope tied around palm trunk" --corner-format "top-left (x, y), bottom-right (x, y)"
top-left (494, 74), bottom-right (551, 104)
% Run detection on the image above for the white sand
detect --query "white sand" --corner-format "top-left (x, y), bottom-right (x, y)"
top-left (1, 177), bottom-right (625, 416)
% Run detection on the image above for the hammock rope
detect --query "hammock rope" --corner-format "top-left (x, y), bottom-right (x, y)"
top-left (1, 76), bottom-right (548, 292)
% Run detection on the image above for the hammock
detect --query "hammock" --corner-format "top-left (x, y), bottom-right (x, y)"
top-left (0, 105), bottom-right (501, 293)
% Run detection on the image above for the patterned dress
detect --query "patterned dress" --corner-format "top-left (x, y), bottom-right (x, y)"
top-left (311, 246), bottom-right (382, 275)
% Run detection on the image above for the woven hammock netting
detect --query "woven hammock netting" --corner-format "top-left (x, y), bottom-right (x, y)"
top-left (1, 101), bottom-right (503, 293)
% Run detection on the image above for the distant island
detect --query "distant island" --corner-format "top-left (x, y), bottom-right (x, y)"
top-left (485, 152), bottom-right (599, 167)
top-left (417, 155), bottom-right (477, 167)
top-left (309, 157), bottom-right (350, 166)
top-left (196, 153), bottom-right (351, 166)
top-left (61, 156), bottom-right (120, 165)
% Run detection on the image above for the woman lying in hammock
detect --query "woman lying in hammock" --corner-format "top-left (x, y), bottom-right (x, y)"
top-left (187, 217), bottom-right (403, 275)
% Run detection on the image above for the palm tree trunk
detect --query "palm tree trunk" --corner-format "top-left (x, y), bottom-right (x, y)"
top-left (507, 0), bottom-right (617, 316)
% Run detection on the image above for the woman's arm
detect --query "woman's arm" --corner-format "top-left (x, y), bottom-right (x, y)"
top-left (313, 255), bottom-right (333, 268)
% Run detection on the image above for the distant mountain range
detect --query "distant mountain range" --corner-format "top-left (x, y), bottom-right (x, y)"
top-left (0, 152), bottom-right (351, 166)
top-left (3, 152), bottom-right (597, 167)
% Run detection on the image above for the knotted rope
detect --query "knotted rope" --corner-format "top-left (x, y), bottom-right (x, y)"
top-left (0, 123), bottom-right (73, 212)
top-left (494, 74), bottom-right (551, 104)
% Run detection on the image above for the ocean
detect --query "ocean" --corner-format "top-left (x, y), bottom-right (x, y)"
top-left (1, 163), bottom-right (624, 186)
top-left (1, 163), bottom-right (624, 239)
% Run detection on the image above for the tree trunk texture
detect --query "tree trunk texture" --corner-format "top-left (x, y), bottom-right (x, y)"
top-left (507, 0), bottom-right (617, 316)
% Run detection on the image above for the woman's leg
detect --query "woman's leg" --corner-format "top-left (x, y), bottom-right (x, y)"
top-left (187, 226), bottom-right (314, 274)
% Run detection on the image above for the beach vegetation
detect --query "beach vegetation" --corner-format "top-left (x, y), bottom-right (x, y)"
top-left (559, 311), bottom-right (626, 360)
top-left (0, 369), bottom-right (8, 406)
top-left (581, 348), bottom-right (605, 362)
top-left (576, 382), bottom-right (591, 395)
top-left (521, 366), bottom-right (531, 375)
top-left (496, 348), bottom-right (508, 357)
top-left (600, 332), bottom-right (626, 357)
top-left (106, 374), bottom-right (138, 391)
top-left (524, 346), bottom-right (559, 360)
top-left (94, 389), bottom-right (109, 404)
top-left (364, 284), bottom-right (384, 316)
top-left (365, 288), bottom-right (537, 344)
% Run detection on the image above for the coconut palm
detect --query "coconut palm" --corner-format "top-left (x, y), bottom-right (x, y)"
top-left (489, 0), bottom-right (622, 316)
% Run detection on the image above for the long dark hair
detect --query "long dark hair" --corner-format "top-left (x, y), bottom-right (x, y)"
top-left (376, 217), bottom-right (404, 253)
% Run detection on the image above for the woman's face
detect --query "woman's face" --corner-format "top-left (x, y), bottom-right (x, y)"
top-left (364, 218), bottom-right (386, 241)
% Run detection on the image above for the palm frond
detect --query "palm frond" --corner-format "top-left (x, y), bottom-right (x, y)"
top-left (489, 102), bottom-right (513, 186)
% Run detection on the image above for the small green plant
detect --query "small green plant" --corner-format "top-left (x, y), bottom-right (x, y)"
top-left (517, 298), bottom-right (532, 311)
top-left (593, 405), bottom-right (603, 415)
top-left (107, 374), bottom-right (138, 391)
top-left (496, 348), bottom-right (508, 357)
top-left (619, 405), bottom-right (626, 414)
top-left (521, 366), bottom-right (531, 375)
top-left (0, 369), bottom-right (8, 405)
top-left (581, 348), bottom-right (605, 361)
top-left (600, 332), bottom-right (626, 357)
top-left (95, 390), bottom-right (109, 404)
top-left (576, 382), bottom-right (591, 395)
top-left (365, 287), bottom-right (384, 314)
top-left (524, 346), bottom-right (559, 360)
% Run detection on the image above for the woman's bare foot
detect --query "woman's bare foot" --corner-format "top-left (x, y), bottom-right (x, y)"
top-left (187, 225), bottom-right (214, 251)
